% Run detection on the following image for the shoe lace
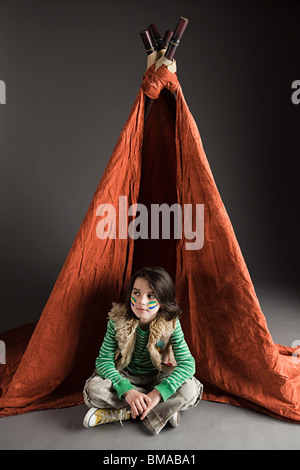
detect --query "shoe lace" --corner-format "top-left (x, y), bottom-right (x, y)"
top-left (118, 408), bottom-right (131, 427)
top-left (99, 407), bottom-right (130, 426)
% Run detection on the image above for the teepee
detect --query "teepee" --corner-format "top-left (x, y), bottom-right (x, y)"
top-left (0, 18), bottom-right (299, 422)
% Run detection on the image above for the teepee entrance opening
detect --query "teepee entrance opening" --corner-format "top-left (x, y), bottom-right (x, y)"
top-left (132, 90), bottom-right (177, 281)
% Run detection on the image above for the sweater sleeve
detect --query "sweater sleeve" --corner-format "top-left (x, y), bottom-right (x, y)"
top-left (154, 319), bottom-right (196, 401)
top-left (95, 319), bottom-right (134, 399)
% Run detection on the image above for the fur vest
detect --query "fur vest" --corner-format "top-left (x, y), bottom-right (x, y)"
top-left (109, 303), bottom-right (177, 370)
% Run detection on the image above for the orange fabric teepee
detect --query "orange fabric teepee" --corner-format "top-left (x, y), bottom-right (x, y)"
top-left (0, 63), bottom-right (299, 422)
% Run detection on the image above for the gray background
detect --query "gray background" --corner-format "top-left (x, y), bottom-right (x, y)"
top-left (0, 0), bottom-right (300, 333)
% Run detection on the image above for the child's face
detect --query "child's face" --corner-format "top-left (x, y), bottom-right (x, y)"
top-left (130, 277), bottom-right (160, 326)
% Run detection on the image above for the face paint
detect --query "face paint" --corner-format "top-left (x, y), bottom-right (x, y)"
top-left (148, 300), bottom-right (159, 310)
top-left (130, 278), bottom-right (161, 327)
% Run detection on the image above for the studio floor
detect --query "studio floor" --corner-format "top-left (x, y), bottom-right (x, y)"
top-left (0, 282), bottom-right (299, 451)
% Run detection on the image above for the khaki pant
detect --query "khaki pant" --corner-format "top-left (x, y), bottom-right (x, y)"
top-left (83, 368), bottom-right (203, 434)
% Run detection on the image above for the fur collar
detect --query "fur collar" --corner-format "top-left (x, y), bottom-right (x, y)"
top-left (108, 303), bottom-right (176, 370)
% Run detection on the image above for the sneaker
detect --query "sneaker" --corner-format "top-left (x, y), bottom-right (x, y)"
top-left (168, 411), bottom-right (180, 427)
top-left (83, 406), bottom-right (131, 428)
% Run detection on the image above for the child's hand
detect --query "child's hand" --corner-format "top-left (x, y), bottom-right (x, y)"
top-left (140, 389), bottom-right (162, 420)
top-left (124, 389), bottom-right (152, 419)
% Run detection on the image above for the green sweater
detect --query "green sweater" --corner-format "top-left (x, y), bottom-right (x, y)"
top-left (95, 318), bottom-right (195, 401)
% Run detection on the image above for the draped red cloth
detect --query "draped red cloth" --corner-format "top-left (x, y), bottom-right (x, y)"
top-left (0, 64), bottom-right (299, 421)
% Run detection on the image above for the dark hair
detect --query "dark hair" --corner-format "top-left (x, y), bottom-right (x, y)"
top-left (124, 266), bottom-right (181, 321)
